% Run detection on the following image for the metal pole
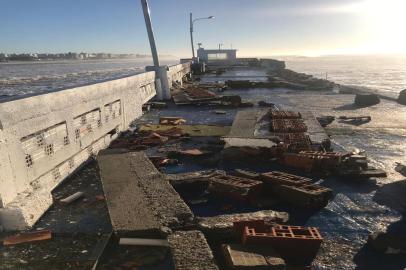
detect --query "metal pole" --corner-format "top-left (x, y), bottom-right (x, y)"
top-left (141, 0), bottom-right (160, 67)
top-left (190, 13), bottom-right (195, 60)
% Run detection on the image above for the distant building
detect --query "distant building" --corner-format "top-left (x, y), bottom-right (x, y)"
top-left (79, 52), bottom-right (89, 59)
top-left (197, 47), bottom-right (237, 64)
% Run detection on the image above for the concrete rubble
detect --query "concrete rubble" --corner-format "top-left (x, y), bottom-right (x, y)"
top-left (168, 230), bottom-right (219, 270)
top-left (197, 210), bottom-right (289, 240)
top-left (222, 244), bottom-right (286, 269)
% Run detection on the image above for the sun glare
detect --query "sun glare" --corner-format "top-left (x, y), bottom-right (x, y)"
top-left (359, 0), bottom-right (406, 54)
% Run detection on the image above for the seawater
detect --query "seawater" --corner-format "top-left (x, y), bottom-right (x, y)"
top-left (284, 55), bottom-right (406, 98)
top-left (0, 58), bottom-right (178, 99)
top-left (1, 55), bottom-right (406, 100)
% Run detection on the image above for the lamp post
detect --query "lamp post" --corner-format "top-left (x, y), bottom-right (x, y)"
top-left (141, 0), bottom-right (160, 67)
top-left (190, 13), bottom-right (214, 61)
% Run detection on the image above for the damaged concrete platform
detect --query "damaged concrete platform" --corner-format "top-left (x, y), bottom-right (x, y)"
top-left (2, 65), bottom-right (406, 270)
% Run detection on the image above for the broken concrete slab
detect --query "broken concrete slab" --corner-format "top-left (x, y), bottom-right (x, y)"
top-left (227, 111), bottom-right (260, 138)
top-left (97, 150), bottom-right (193, 237)
top-left (300, 111), bottom-right (331, 150)
top-left (197, 210), bottom-right (289, 241)
top-left (168, 230), bottom-right (219, 270)
top-left (222, 244), bottom-right (286, 270)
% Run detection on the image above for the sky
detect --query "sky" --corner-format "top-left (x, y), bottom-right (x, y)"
top-left (1, 0), bottom-right (406, 57)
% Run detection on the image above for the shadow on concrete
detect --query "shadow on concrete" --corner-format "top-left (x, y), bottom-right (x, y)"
top-left (334, 102), bottom-right (379, 111)
top-left (354, 218), bottom-right (406, 270)
top-left (322, 177), bottom-right (379, 194)
top-left (373, 179), bottom-right (406, 214)
top-left (353, 181), bottom-right (406, 269)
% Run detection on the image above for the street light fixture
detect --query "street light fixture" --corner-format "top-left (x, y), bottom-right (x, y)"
top-left (190, 13), bottom-right (214, 61)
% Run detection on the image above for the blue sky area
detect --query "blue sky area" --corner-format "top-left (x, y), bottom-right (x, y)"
top-left (1, 0), bottom-right (406, 57)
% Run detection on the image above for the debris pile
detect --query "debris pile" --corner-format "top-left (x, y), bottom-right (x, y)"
top-left (109, 127), bottom-right (186, 150)
top-left (172, 83), bottom-right (243, 107)
top-left (281, 150), bottom-right (387, 178)
top-left (233, 220), bottom-right (323, 267)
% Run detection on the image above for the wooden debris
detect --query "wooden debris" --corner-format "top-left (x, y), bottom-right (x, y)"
top-left (178, 149), bottom-right (206, 156)
top-left (159, 117), bottom-right (187, 125)
top-left (119, 238), bottom-right (169, 247)
top-left (3, 230), bottom-right (52, 246)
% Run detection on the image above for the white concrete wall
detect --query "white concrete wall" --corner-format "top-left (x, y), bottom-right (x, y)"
top-left (0, 71), bottom-right (156, 230)
top-left (167, 62), bottom-right (191, 88)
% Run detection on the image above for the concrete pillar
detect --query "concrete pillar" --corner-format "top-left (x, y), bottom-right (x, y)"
top-left (157, 66), bottom-right (171, 100)
top-left (146, 66), bottom-right (171, 100)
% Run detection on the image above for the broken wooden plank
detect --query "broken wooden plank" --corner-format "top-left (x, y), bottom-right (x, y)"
top-left (3, 230), bottom-right (52, 246)
top-left (119, 238), bottom-right (169, 247)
